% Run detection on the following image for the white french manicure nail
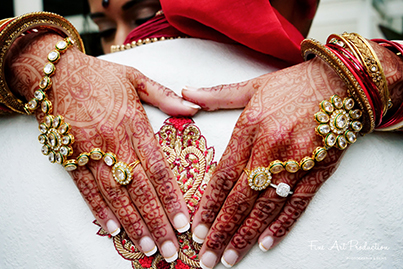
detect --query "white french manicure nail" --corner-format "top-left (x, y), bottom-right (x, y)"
top-left (173, 213), bottom-right (190, 233)
top-left (184, 86), bottom-right (199, 91)
top-left (192, 224), bottom-right (209, 244)
top-left (182, 100), bottom-right (201, 109)
top-left (259, 236), bottom-right (274, 252)
top-left (221, 249), bottom-right (238, 268)
top-left (200, 251), bottom-right (217, 269)
top-left (140, 236), bottom-right (157, 256)
top-left (161, 240), bottom-right (178, 263)
top-left (106, 220), bottom-right (120, 236)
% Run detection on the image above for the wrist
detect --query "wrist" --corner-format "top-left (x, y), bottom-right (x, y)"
top-left (7, 33), bottom-right (68, 100)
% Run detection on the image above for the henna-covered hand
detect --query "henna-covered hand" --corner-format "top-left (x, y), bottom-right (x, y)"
top-left (7, 33), bottom-right (198, 262)
top-left (185, 42), bottom-right (403, 268)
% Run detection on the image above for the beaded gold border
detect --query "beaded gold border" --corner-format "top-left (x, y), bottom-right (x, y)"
top-left (0, 12), bottom-right (84, 114)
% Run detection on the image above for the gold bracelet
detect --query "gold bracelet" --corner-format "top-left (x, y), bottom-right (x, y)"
top-left (244, 94), bottom-right (363, 194)
top-left (30, 38), bottom-right (139, 185)
top-left (0, 12), bottom-right (85, 114)
top-left (339, 33), bottom-right (391, 114)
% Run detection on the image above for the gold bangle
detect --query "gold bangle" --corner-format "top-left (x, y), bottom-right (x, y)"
top-left (340, 33), bottom-right (391, 114)
top-left (0, 12), bottom-right (85, 114)
top-left (301, 38), bottom-right (375, 134)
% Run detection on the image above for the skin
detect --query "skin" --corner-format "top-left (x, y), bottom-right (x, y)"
top-left (6, 32), bottom-right (198, 260)
top-left (88, 0), bottom-right (161, 53)
top-left (182, 42), bottom-right (403, 268)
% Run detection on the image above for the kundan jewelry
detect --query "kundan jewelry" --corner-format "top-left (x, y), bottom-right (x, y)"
top-left (245, 34), bottom-right (375, 195)
top-left (0, 12), bottom-right (84, 114)
top-left (28, 37), bottom-right (139, 186)
top-left (244, 94), bottom-right (363, 194)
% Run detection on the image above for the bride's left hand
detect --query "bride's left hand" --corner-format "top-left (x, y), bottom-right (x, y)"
top-left (182, 55), bottom-right (365, 268)
top-left (184, 40), bottom-right (403, 268)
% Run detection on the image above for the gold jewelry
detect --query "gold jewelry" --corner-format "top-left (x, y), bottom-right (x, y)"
top-left (112, 160), bottom-right (140, 185)
top-left (245, 94), bottom-right (362, 193)
top-left (0, 12), bottom-right (84, 114)
top-left (110, 36), bottom-right (185, 53)
top-left (301, 38), bottom-right (375, 134)
top-left (340, 33), bottom-right (391, 113)
top-left (28, 38), bottom-right (139, 186)
top-left (243, 168), bottom-right (293, 197)
top-left (26, 37), bottom-right (73, 113)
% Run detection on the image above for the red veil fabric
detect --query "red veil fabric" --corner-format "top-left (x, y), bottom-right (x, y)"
top-left (125, 0), bottom-right (318, 65)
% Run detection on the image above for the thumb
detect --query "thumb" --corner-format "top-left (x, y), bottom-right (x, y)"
top-left (181, 79), bottom-right (258, 111)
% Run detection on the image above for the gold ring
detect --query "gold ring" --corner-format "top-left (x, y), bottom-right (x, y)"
top-left (244, 167), bottom-right (293, 197)
top-left (112, 160), bottom-right (140, 185)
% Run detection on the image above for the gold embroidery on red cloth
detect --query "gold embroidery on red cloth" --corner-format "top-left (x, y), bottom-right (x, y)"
top-left (95, 117), bottom-right (216, 269)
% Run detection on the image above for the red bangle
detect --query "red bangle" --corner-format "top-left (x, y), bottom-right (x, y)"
top-left (325, 43), bottom-right (385, 127)
top-left (371, 39), bottom-right (403, 130)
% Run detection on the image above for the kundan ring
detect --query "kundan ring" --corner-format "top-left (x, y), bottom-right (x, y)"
top-left (112, 160), bottom-right (140, 185)
top-left (244, 168), bottom-right (293, 197)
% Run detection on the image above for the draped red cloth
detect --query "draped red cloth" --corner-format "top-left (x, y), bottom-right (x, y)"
top-left (124, 14), bottom-right (188, 44)
top-left (125, 0), bottom-right (318, 65)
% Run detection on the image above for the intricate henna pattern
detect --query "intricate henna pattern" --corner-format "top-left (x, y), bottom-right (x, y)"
top-left (195, 58), bottom-right (363, 263)
top-left (71, 167), bottom-right (110, 221)
top-left (6, 33), bottom-right (186, 245)
top-left (197, 43), bottom-right (403, 266)
top-left (128, 168), bottom-right (168, 240)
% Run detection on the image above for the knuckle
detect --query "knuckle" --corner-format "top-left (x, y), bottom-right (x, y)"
top-left (102, 184), bottom-right (125, 202)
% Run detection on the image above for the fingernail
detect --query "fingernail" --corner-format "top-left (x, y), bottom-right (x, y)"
top-left (173, 213), bottom-right (190, 233)
top-left (221, 249), bottom-right (238, 268)
top-left (259, 236), bottom-right (274, 252)
top-left (183, 86), bottom-right (199, 91)
top-left (106, 219), bottom-right (120, 236)
top-left (140, 236), bottom-right (157, 256)
top-left (200, 251), bottom-right (217, 269)
top-left (161, 240), bottom-right (178, 263)
top-left (182, 100), bottom-right (201, 109)
top-left (192, 224), bottom-right (209, 244)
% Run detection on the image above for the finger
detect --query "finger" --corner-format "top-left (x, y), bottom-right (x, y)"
top-left (258, 149), bottom-right (344, 252)
top-left (126, 161), bottom-right (180, 262)
top-left (132, 71), bottom-right (201, 116)
top-left (181, 79), bottom-right (259, 111)
top-left (191, 110), bottom-right (260, 244)
top-left (70, 166), bottom-right (121, 236)
top-left (88, 161), bottom-right (156, 256)
top-left (218, 170), bottom-right (301, 268)
top-left (198, 172), bottom-right (259, 269)
top-left (197, 153), bottom-right (303, 269)
top-left (130, 99), bottom-right (191, 235)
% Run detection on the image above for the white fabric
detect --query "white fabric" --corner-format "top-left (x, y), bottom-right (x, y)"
top-left (1, 39), bottom-right (402, 268)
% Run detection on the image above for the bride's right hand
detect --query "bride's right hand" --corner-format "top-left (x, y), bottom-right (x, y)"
top-left (6, 32), bottom-right (197, 262)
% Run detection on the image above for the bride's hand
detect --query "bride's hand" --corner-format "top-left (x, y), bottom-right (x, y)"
top-left (7, 32), bottom-right (195, 262)
top-left (188, 42), bottom-right (403, 268)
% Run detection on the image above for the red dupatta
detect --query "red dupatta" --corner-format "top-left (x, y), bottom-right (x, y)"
top-left (125, 0), bottom-right (318, 65)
